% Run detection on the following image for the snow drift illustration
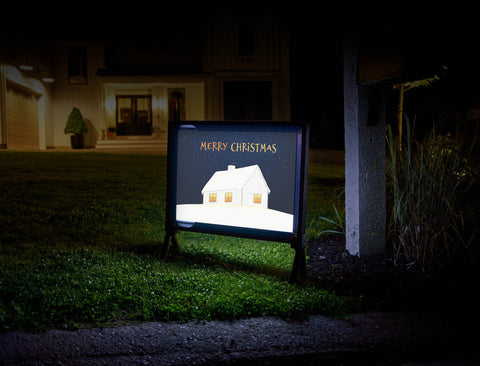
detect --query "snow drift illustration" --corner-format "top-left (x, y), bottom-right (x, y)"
top-left (176, 165), bottom-right (294, 232)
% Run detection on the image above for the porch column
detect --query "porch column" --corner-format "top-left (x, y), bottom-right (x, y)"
top-left (343, 33), bottom-right (386, 256)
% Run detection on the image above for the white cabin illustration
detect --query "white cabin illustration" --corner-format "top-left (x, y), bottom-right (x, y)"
top-left (201, 165), bottom-right (271, 209)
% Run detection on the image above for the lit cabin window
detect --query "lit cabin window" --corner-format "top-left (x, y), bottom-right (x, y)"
top-left (225, 192), bottom-right (232, 202)
top-left (253, 194), bottom-right (261, 204)
top-left (209, 193), bottom-right (217, 202)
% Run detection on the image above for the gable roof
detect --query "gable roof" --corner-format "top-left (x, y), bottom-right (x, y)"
top-left (201, 165), bottom-right (271, 194)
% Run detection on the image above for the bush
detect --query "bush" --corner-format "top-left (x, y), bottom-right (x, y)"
top-left (386, 117), bottom-right (478, 274)
top-left (64, 107), bottom-right (88, 135)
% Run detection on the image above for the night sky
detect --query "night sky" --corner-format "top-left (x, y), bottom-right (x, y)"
top-left (175, 125), bottom-right (299, 215)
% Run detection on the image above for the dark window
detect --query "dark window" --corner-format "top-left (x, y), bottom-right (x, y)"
top-left (238, 22), bottom-right (255, 56)
top-left (68, 47), bottom-right (87, 84)
top-left (224, 82), bottom-right (272, 120)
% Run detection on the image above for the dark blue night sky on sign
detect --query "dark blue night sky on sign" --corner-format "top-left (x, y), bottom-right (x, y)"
top-left (176, 127), bottom-right (298, 214)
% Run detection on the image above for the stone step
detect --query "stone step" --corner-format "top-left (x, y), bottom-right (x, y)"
top-left (95, 138), bottom-right (167, 152)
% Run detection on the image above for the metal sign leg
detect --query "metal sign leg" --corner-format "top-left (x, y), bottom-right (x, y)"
top-left (161, 231), bottom-right (179, 259)
top-left (289, 236), bottom-right (306, 284)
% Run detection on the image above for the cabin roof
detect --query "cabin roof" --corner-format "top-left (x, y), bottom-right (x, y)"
top-left (201, 165), bottom-right (270, 194)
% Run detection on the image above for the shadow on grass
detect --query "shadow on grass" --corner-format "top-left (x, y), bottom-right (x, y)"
top-left (118, 241), bottom-right (292, 282)
top-left (176, 250), bottom-right (292, 281)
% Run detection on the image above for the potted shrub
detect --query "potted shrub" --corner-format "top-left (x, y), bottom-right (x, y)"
top-left (64, 107), bottom-right (88, 149)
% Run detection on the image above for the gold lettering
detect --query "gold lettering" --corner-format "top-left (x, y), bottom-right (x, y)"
top-left (204, 141), bottom-right (280, 153)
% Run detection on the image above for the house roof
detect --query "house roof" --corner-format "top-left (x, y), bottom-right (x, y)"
top-left (201, 165), bottom-right (271, 194)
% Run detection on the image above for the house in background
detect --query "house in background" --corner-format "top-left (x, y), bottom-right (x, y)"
top-left (0, 14), bottom-right (290, 151)
top-left (201, 165), bottom-right (271, 209)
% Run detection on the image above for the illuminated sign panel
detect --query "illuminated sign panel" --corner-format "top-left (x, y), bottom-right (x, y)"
top-left (164, 121), bottom-right (309, 280)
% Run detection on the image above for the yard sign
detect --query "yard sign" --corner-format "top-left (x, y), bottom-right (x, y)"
top-left (163, 121), bottom-right (309, 282)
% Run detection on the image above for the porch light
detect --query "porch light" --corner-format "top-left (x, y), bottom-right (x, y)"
top-left (42, 76), bottom-right (54, 83)
top-left (104, 96), bottom-right (115, 111)
top-left (19, 64), bottom-right (34, 71)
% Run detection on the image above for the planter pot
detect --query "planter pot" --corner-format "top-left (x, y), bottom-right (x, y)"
top-left (70, 134), bottom-right (85, 149)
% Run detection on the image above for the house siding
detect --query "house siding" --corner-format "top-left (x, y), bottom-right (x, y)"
top-left (242, 170), bottom-right (269, 209)
top-left (50, 43), bottom-right (104, 148)
top-left (203, 18), bottom-right (290, 122)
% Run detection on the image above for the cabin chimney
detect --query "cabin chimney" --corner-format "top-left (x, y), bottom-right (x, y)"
top-left (228, 165), bottom-right (235, 171)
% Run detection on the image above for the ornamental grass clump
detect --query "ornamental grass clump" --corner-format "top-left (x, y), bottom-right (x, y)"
top-left (386, 116), bottom-right (477, 274)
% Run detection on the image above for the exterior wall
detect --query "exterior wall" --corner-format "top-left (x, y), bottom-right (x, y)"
top-left (242, 190), bottom-right (269, 208)
top-left (203, 187), bottom-right (268, 208)
top-left (203, 18), bottom-right (285, 72)
top-left (242, 169), bottom-right (269, 209)
top-left (102, 80), bottom-right (205, 139)
top-left (203, 17), bottom-right (290, 121)
top-left (49, 44), bottom-right (206, 148)
top-left (49, 43), bottom-right (104, 148)
top-left (241, 190), bottom-right (268, 209)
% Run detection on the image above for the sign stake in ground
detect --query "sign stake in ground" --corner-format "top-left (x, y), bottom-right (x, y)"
top-left (163, 121), bottom-right (309, 283)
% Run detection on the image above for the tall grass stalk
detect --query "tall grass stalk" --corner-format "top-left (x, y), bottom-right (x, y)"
top-left (316, 187), bottom-right (346, 238)
top-left (386, 116), bottom-right (476, 274)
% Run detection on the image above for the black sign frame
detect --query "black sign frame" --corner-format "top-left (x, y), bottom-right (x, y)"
top-left (162, 121), bottom-right (309, 282)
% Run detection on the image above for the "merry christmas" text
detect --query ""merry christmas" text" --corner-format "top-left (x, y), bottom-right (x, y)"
top-left (200, 141), bottom-right (277, 153)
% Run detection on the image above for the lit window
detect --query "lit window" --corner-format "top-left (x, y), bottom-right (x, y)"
top-left (209, 193), bottom-right (217, 202)
top-left (225, 192), bottom-right (232, 202)
top-left (254, 194), bottom-right (261, 204)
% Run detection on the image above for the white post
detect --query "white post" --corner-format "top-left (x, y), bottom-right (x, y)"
top-left (343, 33), bottom-right (386, 256)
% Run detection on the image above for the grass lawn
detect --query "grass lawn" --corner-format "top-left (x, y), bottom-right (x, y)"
top-left (0, 151), bottom-right (347, 331)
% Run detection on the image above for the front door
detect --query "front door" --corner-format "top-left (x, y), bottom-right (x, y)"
top-left (116, 95), bottom-right (152, 136)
